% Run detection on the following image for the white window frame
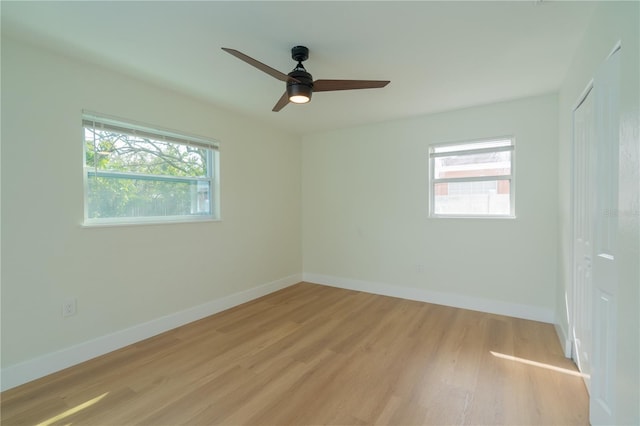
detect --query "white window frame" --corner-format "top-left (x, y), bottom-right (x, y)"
top-left (82, 112), bottom-right (220, 226)
top-left (429, 136), bottom-right (515, 218)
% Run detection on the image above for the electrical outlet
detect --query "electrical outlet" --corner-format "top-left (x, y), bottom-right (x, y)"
top-left (62, 299), bottom-right (77, 317)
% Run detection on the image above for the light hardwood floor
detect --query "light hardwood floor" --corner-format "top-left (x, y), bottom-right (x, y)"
top-left (1, 283), bottom-right (588, 425)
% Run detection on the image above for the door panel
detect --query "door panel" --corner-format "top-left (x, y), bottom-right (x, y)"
top-left (572, 84), bottom-right (595, 391)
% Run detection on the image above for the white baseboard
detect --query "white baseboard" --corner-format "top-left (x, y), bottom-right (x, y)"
top-left (1, 274), bottom-right (301, 392)
top-left (554, 322), bottom-right (573, 358)
top-left (303, 273), bottom-right (556, 324)
top-left (2, 273), bottom-right (559, 391)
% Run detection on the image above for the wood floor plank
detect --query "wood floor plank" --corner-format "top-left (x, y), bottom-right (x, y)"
top-left (1, 283), bottom-right (589, 425)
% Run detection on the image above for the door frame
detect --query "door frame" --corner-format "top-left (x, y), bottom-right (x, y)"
top-left (568, 41), bottom-right (621, 425)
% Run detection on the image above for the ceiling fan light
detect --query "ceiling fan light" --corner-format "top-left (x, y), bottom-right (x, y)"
top-left (287, 83), bottom-right (312, 104)
top-left (290, 95), bottom-right (310, 104)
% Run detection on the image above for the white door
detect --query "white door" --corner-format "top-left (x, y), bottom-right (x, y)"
top-left (590, 46), bottom-right (620, 426)
top-left (572, 83), bottom-right (595, 391)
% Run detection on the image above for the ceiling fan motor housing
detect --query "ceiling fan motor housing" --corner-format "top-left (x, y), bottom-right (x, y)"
top-left (287, 66), bottom-right (313, 101)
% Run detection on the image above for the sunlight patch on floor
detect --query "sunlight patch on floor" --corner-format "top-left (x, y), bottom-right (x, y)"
top-left (35, 392), bottom-right (109, 426)
top-left (490, 351), bottom-right (589, 378)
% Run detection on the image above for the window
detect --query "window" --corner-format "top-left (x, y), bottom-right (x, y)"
top-left (429, 137), bottom-right (514, 217)
top-left (82, 112), bottom-right (219, 225)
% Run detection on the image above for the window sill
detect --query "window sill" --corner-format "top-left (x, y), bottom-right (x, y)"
top-left (428, 214), bottom-right (516, 219)
top-left (82, 216), bottom-right (220, 228)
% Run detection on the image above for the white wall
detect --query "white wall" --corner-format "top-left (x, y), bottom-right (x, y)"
top-left (0, 36), bottom-right (302, 383)
top-left (302, 94), bottom-right (559, 321)
top-left (557, 2), bottom-right (639, 423)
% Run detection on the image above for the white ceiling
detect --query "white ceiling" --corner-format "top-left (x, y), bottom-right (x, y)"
top-left (2, 1), bottom-right (595, 136)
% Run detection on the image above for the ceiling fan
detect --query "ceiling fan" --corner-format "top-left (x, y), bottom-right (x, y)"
top-left (221, 46), bottom-right (390, 112)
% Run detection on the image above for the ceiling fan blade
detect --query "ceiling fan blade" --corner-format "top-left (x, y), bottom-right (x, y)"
top-left (313, 79), bottom-right (390, 92)
top-left (272, 91), bottom-right (290, 112)
top-left (221, 48), bottom-right (299, 83)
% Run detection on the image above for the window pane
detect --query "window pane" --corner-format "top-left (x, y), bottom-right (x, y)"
top-left (434, 151), bottom-right (511, 179)
top-left (434, 180), bottom-right (511, 215)
top-left (83, 113), bottom-right (218, 225)
top-left (87, 175), bottom-right (211, 219)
